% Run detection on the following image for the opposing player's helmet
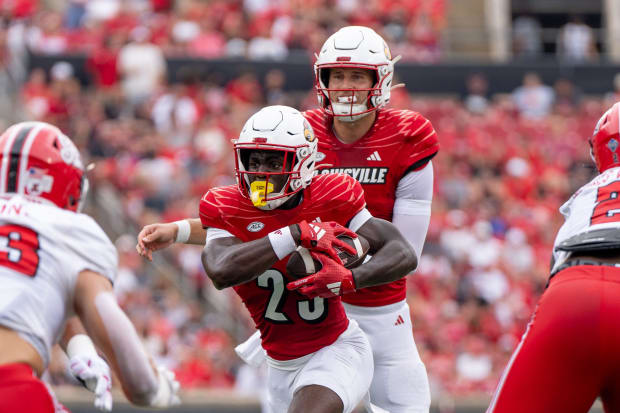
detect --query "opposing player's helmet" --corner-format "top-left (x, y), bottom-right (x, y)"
top-left (591, 102), bottom-right (620, 173)
top-left (233, 106), bottom-right (317, 210)
top-left (0, 122), bottom-right (87, 212)
top-left (315, 26), bottom-right (400, 121)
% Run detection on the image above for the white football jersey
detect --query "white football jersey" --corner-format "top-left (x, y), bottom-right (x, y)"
top-left (0, 194), bottom-right (117, 367)
top-left (551, 166), bottom-right (620, 273)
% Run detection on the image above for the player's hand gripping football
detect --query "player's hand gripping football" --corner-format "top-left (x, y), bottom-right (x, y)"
top-left (287, 252), bottom-right (356, 298)
top-left (297, 220), bottom-right (357, 264)
top-left (136, 223), bottom-right (177, 261)
top-left (68, 353), bottom-right (113, 411)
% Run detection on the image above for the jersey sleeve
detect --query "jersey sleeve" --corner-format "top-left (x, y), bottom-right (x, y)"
top-left (331, 174), bottom-right (367, 224)
top-left (348, 176), bottom-right (366, 214)
top-left (66, 215), bottom-right (118, 284)
top-left (398, 112), bottom-right (439, 178)
top-left (199, 190), bottom-right (224, 229)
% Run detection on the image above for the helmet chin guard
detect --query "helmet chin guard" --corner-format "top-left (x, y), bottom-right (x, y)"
top-left (233, 106), bottom-right (318, 210)
top-left (315, 26), bottom-right (400, 120)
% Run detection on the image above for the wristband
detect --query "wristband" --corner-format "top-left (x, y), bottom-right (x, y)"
top-left (67, 334), bottom-right (98, 359)
top-left (268, 226), bottom-right (297, 260)
top-left (174, 220), bottom-right (191, 243)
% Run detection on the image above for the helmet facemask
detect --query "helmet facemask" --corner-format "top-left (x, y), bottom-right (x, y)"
top-left (237, 148), bottom-right (297, 210)
top-left (317, 65), bottom-right (381, 122)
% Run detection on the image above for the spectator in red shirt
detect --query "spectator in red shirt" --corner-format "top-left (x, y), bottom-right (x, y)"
top-left (86, 33), bottom-right (124, 90)
top-left (188, 18), bottom-right (226, 58)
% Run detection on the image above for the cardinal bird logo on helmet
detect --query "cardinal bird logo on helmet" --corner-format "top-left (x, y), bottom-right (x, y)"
top-left (303, 121), bottom-right (316, 142)
top-left (384, 43), bottom-right (392, 60)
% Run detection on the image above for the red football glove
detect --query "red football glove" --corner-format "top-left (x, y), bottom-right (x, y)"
top-left (297, 220), bottom-right (357, 264)
top-left (287, 252), bottom-right (356, 299)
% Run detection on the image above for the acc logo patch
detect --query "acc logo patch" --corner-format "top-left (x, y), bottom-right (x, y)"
top-left (247, 221), bottom-right (265, 232)
top-left (303, 121), bottom-right (316, 142)
top-left (315, 152), bottom-right (326, 162)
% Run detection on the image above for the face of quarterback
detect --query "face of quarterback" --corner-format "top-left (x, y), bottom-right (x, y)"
top-left (246, 150), bottom-right (293, 193)
top-left (327, 67), bottom-right (375, 107)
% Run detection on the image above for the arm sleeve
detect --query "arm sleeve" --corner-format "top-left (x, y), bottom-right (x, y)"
top-left (392, 161), bottom-right (433, 257)
top-left (206, 227), bottom-right (235, 245)
top-left (348, 208), bottom-right (372, 232)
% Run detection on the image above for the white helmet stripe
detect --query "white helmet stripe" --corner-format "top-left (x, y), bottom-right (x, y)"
top-left (17, 124), bottom-right (45, 194)
top-left (0, 125), bottom-right (20, 193)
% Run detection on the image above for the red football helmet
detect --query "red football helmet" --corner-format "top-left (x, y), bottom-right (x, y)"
top-left (591, 102), bottom-right (620, 173)
top-left (0, 121), bottom-right (87, 212)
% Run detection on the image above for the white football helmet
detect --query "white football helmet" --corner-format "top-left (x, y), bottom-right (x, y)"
top-left (233, 105), bottom-right (317, 210)
top-left (315, 26), bottom-right (400, 121)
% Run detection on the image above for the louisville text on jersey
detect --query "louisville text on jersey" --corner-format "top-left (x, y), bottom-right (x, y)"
top-left (315, 167), bottom-right (389, 184)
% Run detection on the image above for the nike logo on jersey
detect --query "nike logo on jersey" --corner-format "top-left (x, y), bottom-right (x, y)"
top-left (394, 315), bottom-right (405, 326)
top-left (316, 167), bottom-right (389, 184)
top-left (366, 151), bottom-right (382, 161)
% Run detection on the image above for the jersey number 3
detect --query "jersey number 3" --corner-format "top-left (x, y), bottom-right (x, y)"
top-left (0, 225), bottom-right (40, 277)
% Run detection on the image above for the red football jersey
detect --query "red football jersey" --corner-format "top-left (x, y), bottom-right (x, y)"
top-left (199, 173), bottom-right (366, 360)
top-left (304, 108), bottom-right (439, 306)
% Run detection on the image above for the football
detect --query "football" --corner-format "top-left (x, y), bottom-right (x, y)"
top-left (286, 234), bottom-right (370, 279)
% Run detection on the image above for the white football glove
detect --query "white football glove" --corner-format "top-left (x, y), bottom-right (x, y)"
top-left (149, 365), bottom-right (181, 408)
top-left (68, 353), bottom-right (113, 411)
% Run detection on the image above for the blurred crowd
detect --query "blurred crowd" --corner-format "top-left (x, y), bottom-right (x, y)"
top-left (0, 0), bottom-right (445, 63)
top-left (24, 51), bottom-right (613, 398)
top-left (0, 0), bottom-right (615, 404)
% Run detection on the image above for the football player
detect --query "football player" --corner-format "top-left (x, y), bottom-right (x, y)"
top-left (0, 122), bottom-right (180, 412)
top-left (487, 103), bottom-right (620, 413)
top-left (149, 105), bottom-right (418, 412)
top-left (137, 26), bottom-right (437, 412)
top-left (307, 27), bottom-right (437, 412)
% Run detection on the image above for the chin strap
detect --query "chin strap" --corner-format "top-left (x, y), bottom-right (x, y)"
top-left (331, 104), bottom-right (373, 122)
